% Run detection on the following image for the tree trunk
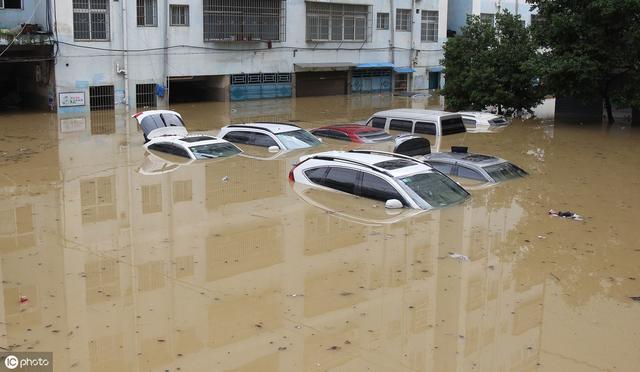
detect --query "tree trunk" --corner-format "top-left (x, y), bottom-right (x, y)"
top-left (604, 94), bottom-right (615, 124)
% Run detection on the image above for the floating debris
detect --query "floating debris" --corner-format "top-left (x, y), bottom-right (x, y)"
top-left (548, 209), bottom-right (583, 221)
top-left (327, 346), bottom-right (341, 351)
top-left (448, 252), bottom-right (470, 262)
top-left (630, 297), bottom-right (640, 302)
top-left (222, 176), bottom-right (230, 182)
top-left (19, 295), bottom-right (28, 304)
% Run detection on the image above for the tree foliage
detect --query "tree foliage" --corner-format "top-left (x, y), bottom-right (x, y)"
top-left (530, 0), bottom-right (640, 123)
top-left (442, 12), bottom-right (545, 115)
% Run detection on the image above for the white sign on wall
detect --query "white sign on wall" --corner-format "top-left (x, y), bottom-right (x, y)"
top-left (59, 92), bottom-right (85, 107)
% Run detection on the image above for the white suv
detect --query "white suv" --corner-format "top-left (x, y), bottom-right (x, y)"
top-left (289, 150), bottom-right (470, 210)
top-left (218, 123), bottom-right (322, 151)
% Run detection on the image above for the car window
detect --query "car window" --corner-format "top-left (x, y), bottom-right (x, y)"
top-left (462, 118), bottom-right (477, 127)
top-left (483, 162), bottom-right (528, 181)
top-left (428, 162), bottom-right (453, 175)
top-left (304, 167), bottom-right (328, 183)
top-left (440, 117), bottom-right (467, 135)
top-left (360, 173), bottom-right (405, 204)
top-left (147, 143), bottom-right (169, 153)
top-left (168, 144), bottom-right (191, 158)
top-left (456, 165), bottom-right (486, 181)
top-left (161, 113), bottom-right (185, 127)
top-left (312, 130), bottom-right (329, 137)
top-left (322, 167), bottom-right (359, 195)
top-left (251, 132), bottom-right (278, 147)
top-left (189, 143), bottom-right (242, 159)
top-left (331, 131), bottom-right (350, 140)
top-left (369, 117), bottom-right (387, 129)
top-left (275, 129), bottom-right (321, 149)
top-left (389, 119), bottom-right (413, 132)
top-left (414, 121), bottom-right (436, 135)
top-left (398, 172), bottom-right (469, 209)
top-left (223, 131), bottom-right (252, 144)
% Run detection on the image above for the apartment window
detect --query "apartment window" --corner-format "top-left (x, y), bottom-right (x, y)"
top-left (170, 4), bottom-right (189, 26)
top-left (480, 13), bottom-right (495, 25)
top-left (89, 85), bottom-right (114, 110)
top-left (0, 0), bottom-right (22, 9)
top-left (306, 2), bottom-right (369, 41)
top-left (395, 9), bottom-right (411, 31)
top-left (137, 0), bottom-right (158, 27)
top-left (80, 176), bottom-right (116, 224)
top-left (73, 0), bottom-right (109, 41)
top-left (136, 83), bottom-right (157, 108)
top-left (204, 0), bottom-right (285, 42)
top-left (421, 11), bottom-right (438, 42)
top-left (376, 12), bottom-right (389, 30)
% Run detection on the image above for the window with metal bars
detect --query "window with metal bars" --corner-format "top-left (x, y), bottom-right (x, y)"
top-left (0, 0), bottom-right (22, 9)
top-left (136, 83), bottom-right (157, 108)
top-left (89, 85), bottom-right (114, 110)
top-left (421, 11), bottom-right (438, 42)
top-left (376, 12), bottom-right (389, 30)
top-left (73, 0), bottom-right (109, 41)
top-left (306, 2), bottom-right (368, 42)
top-left (203, 0), bottom-right (286, 42)
top-left (480, 13), bottom-right (495, 25)
top-left (170, 4), bottom-right (189, 26)
top-left (230, 73), bottom-right (291, 85)
top-left (90, 112), bottom-right (116, 134)
top-left (137, 0), bottom-right (158, 27)
top-left (395, 9), bottom-right (411, 31)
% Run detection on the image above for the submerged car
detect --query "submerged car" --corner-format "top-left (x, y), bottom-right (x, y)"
top-left (459, 111), bottom-right (510, 132)
top-left (310, 124), bottom-right (393, 143)
top-left (289, 150), bottom-right (470, 210)
top-left (132, 110), bottom-right (242, 160)
top-left (365, 109), bottom-right (467, 136)
top-left (422, 146), bottom-right (528, 183)
top-left (218, 123), bottom-right (322, 151)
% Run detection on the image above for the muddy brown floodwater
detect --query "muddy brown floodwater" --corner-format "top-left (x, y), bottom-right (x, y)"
top-left (0, 94), bottom-right (639, 372)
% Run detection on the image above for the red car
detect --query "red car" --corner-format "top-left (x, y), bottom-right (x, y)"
top-left (311, 124), bottom-right (393, 143)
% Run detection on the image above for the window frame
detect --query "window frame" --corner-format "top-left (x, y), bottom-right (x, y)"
top-left (73, 0), bottom-right (110, 41)
top-left (306, 2), bottom-right (369, 42)
top-left (0, 0), bottom-right (22, 10)
top-left (137, 0), bottom-right (158, 27)
top-left (376, 12), bottom-right (389, 30)
top-left (420, 10), bottom-right (438, 42)
top-left (395, 8), bottom-right (411, 32)
top-left (169, 4), bottom-right (189, 27)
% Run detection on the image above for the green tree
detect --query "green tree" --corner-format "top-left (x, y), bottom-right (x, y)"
top-left (442, 12), bottom-right (544, 115)
top-left (530, 0), bottom-right (640, 124)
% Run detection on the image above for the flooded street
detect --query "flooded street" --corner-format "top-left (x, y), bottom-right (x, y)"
top-left (0, 94), bottom-right (639, 372)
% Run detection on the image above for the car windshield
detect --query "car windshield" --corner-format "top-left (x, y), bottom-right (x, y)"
top-left (398, 172), bottom-right (469, 209)
top-left (483, 162), bottom-right (528, 182)
top-left (276, 129), bottom-right (321, 149)
top-left (189, 143), bottom-right (241, 159)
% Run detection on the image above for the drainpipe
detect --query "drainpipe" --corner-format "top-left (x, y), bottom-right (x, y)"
top-left (162, 0), bottom-right (169, 104)
top-left (515, 0), bottom-right (519, 16)
top-left (122, 0), bottom-right (130, 111)
top-left (410, 0), bottom-right (416, 90)
top-left (390, 0), bottom-right (395, 65)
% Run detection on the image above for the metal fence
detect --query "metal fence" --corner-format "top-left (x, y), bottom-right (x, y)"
top-left (89, 85), bottom-right (115, 110)
top-left (136, 83), bottom-right (157, 108)
top-left (203, 0), bottom-right (286, 41)
top-left (306, 2), bottom-right (371, 42)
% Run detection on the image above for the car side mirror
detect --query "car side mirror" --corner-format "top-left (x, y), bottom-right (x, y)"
top-left (385, 199), bottom-right (403, 209)
top-left (268, 145), bottom-right (280, 153)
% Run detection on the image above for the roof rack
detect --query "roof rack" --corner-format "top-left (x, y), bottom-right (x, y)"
top-left (308, 154), bottom-right (393, 177)
top-left (349, 149), bottom-right (426, 164)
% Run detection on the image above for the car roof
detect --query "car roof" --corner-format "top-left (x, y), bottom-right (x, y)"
top-left (224, 122), bottom-right (301, 134)
top-left (314, 124), bottom-right (386, 135)
top-left (152, 135), bottom-right (229, 146)
top-left (426, 151), bottom-right (506, 166)
top-left (370, 109), bottom-right (461, 121)
top-left (133, 110), bottom-right (183, 122)
top-left (302, 150), bottom-right (432, 177)
top-left (458, 111), bottom-right (503, 120)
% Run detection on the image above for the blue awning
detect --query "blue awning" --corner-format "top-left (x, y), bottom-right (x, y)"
top-left (429, 66), bottom-right (444, 73)
top-left (393, 67), bottom-right (416, 73)
top-left (355, 62), bottom-right (395, 69)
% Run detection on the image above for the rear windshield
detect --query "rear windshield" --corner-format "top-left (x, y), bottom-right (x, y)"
top-left (440, 117), bottom-right (466, 135)
top-left (181, 136), bottom-right (215, 143)
top-left (189, 143), bottom-right (241, 159)
top-left (358, 131), bottom-right (393, 142)
top-left (489, 117), bottom-right (509, 126)
top-left (398, 172), bottom-right (469, 208)
top-left (483, 162), bottom-right (528, 182)
top-left (276, 129), bottom-right (321, 149)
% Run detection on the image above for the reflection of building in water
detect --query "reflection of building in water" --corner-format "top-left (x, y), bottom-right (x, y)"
top-left (0, 113), bottom-right (553, 372)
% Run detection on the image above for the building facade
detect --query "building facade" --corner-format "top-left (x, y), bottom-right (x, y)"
top-left (43, 0), bottom-right (450, 114)
top-left (447, 0), bottom-right (537, 35)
